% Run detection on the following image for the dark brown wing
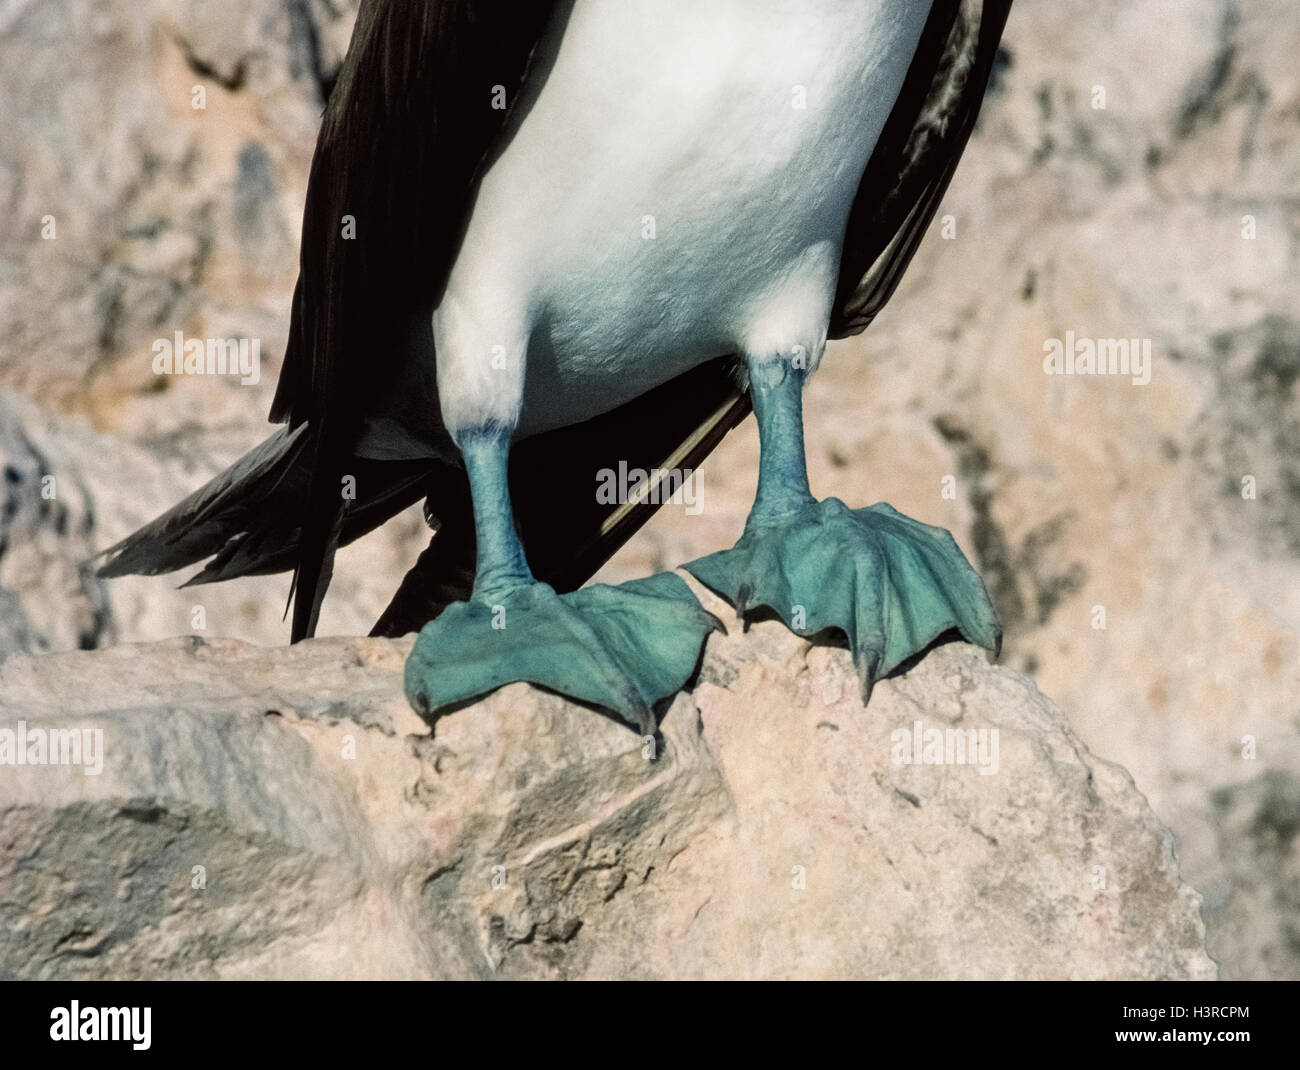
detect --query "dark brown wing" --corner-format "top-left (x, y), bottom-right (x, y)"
top-left (374, 0), bottom-right (1014, 636)
top-left (274, 0), bottom-right (559, 640)
top-left (832, 0), bottom-right (1012, 337)
top-left (515, 358), bottom-right (751, 595)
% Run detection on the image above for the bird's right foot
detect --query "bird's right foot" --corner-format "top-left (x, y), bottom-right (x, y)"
top-left (404, 571), bottom-right (721, 735)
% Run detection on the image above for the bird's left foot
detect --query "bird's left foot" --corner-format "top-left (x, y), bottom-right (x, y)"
top-left (683, 498), bottom-right (1001, 702)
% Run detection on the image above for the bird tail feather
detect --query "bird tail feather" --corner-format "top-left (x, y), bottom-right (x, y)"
top-left (95, 424), bottom-right (432, 593)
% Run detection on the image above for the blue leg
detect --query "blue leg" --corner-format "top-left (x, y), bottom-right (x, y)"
top-left (684, 357), bottom-right (1001, 702)
top-left (405, 427), bottom-right (720, 733)
top-left (461, 428), bottom-right (535, 600)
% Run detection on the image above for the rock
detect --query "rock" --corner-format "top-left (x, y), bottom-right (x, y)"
top-left (0, 584), bottom-right (1216, 980)
top-left (0, 0), bottom-right (359, 422)
top-left (1198, 770), bottom-right (1300, 981)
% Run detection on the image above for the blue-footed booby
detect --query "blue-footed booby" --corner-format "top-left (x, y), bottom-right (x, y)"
top-left (100, 0), bottom-right (1012, 733)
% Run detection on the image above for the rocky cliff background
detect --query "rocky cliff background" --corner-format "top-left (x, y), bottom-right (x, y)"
top-left (0, 0), bottom-right (1296, 978)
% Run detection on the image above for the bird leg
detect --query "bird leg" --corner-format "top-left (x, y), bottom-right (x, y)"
top-left (404, 426), bottom-right (720, 735)
top-left (684, 354), bottom-right (1002, 703)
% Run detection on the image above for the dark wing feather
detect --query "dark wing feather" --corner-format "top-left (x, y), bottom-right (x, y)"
top-left (513, 357), bottom-right (751, 594)
top-left (275, 0), bottom-right (558, 640)
top-left (96, 425), bottom-right (309, 579)
top-left (182, 458), bottom-right (433, 585)
top-left (831, 0), bottom-right (1012, 337)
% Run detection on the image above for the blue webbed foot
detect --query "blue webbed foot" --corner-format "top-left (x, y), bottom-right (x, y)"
top-left (404, 571), bottom-right (721, 735)
top-left (683, 498), bottom-right (1001, 702)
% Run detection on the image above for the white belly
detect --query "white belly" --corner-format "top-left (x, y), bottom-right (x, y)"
top-left (433, 0), bottom-right (932, 439)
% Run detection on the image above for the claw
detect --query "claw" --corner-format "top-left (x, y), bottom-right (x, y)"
top-left (625, 689), bottom-right (657, 737)
top-left (736, 581), bottom-right (752, 632)
top-left (855, 648), bottom-right (882, 706)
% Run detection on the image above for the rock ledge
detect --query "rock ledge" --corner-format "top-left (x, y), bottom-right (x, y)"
top-left (0, 584), bottom-right (1216, 980)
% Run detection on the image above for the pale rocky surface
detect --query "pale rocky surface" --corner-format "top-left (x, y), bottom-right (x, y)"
top-left (0, 0), bottom-right (1296, 976)
top-left (0, 584), bottom-right (1215, 980)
